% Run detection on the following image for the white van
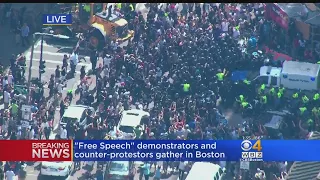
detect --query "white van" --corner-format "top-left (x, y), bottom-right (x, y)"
top-left (255, 61), bottom-right (320, 91)
top-left (184, 162), bottom-right (225, 180)
top-left (117, 109), bottom-right (150, 134)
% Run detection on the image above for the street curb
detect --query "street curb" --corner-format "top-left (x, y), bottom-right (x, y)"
top-left (0, 38), bottom-right (40, 104)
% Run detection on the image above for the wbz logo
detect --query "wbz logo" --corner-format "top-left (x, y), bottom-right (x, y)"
top-left (242, 152), bottom-right (263, 159)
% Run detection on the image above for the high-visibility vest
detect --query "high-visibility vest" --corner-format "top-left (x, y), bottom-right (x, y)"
top-left (243, 79), bottom-right (251, 85)
top-left (302, 95), bottom-right (309, 103)
top-left (299, 107), bottom-right (307, 115)
top-left (277, 92), bottom-right (282, 99)
top-left (292, 93), bottom-right (298, 99)
top-left (313, 93), bottom-right (319, 101)
top-left (258, 84), bottom-right (265, 94)
top-left (269, 88), bottom-right (275, 95)
top-left (278, 87), bottom-right (285, 94)
top-left (307, 119), bottom-right (313, 125)
top-left (183, 84), bottom-right (190, 92)
top-left (129, 4), bottom-right (134, 11)
top-left (117, 3), bottom-right (122, 9)
top-left (261, 96), bottom-right (267, 104)
top-left (241, 102), bottom-right (249, 108)
top-left (239, 95), bottom-right (244, 102)
top-left (83, 4), bottom-right (90, 12)
top-left (216, 73), bottom-right (224, 81)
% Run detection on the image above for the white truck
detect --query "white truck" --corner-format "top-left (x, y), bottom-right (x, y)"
top-left (254, 61), bottom-right (320, 91)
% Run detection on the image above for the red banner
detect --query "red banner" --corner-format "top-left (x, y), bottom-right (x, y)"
top-left (266, 3), bottom-right (289, 30)
top-left (0, 140), bottom-right (72, 161)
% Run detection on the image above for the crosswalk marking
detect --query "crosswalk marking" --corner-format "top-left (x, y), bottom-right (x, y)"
top-left (33, 50), bottom-right (89, 58)
top-left (25, 52), bottom-right (90, 66)
top-left (29, 58), bottom-right (90, 66)
top-left (30, 67), bottom-right (83, 74)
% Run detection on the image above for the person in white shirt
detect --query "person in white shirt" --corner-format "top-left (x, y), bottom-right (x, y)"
top-left (70, 50), bottom-right (79, 74)
top-left (56, 80), bottom-right (64, 95)
top-left (221, 19), bottom-right (229, 32)
top-left (3, 90), bottom-right (11, 109)
top-left (7, 74), bottom-right (13, 86)
top-left (60, 126), bottom-right (68, 139)
top-left (178, 161), bottom-right (188, 180)
top-left (103, 54), bottom-right (112, 67)
top-left (5, 169), bottom-right (15, 180)
top-left (28, 126), bottom-right (35, 140)
top-left (2, 76), bottom-right (8, 89)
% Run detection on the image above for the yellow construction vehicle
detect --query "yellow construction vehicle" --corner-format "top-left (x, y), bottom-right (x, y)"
top-left (49, 3), bottom-right (134, 50)
top-left (87, 3), bottom-right (134, 50)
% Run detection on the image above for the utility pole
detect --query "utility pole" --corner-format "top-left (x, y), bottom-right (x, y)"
top-left (39, 35), bottom-right (44, 82)
top-left (26, 34), bottom-right (35, 104)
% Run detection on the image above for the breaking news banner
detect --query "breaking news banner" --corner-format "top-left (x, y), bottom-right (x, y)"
top-left (0, 140), bottom-right (320, 161)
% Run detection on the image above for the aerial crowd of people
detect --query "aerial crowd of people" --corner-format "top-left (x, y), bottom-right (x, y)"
top-left (0, 2), bottom-right (320, 180)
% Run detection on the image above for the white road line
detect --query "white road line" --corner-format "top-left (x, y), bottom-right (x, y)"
top-left (42, 42), bottom-right (74, 49)
top-left (25, 52), bottom-right (31, 61)
top-left (30, 67), bottom-right (83, 74)
top-left (33, 50), bottom-right (84, 57)
top-left (34, 40), bottom-right (42, 48)
top-left (26, 58), bottom-right (90, 66)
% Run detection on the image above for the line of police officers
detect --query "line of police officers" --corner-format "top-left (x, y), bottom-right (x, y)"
top-left (210, 67), bottom-right (320, 130)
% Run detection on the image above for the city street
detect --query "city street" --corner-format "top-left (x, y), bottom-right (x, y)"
top-left (0, 3), bottom-right (245, 180)
top-left (24, 37), bottom-right (91, 99)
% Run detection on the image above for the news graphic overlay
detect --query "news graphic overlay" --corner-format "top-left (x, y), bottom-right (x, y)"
top-left (43, 14), bottom-right (72, 25)
top-left (241, 140), bottom-right (263, 161)
top-left (1, 140), bottom-right (320, 161)
top-left (0, 140), bottom-right (72, 161)
top-left (32, 141), bottom-right (72, 161)
top-left (73, 140), bottom-right (239, 161)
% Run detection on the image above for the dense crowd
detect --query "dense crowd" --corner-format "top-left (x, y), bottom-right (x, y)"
top-left (0, 3), bottom-right (319, 180)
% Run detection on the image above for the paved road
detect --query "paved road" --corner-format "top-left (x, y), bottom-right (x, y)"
top-left (24, 37), bottom-right (92, 99)
top-left (2, 3), bottom-right (243, 180)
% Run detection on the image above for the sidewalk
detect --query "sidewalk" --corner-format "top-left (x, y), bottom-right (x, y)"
top-left (0, 3), bottom-right (44, 67)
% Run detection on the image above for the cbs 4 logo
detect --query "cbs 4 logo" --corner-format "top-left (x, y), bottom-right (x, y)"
top-left (241, 140), bottom-right (262, 151)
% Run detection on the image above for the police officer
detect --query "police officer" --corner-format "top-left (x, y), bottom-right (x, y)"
top-left (291, 92), bottom-right (299, 109)
top-left (129, 3), bottom-right (134, 11)
top-left (302, 94), bottom-right (309, 105)
top-left (236, 95), bottom-right (245, 103)
top-left (216, 69), bottom-right (227, 84)
top-left (235, 95), bottom-right (245, 110)
top-left (182, 82), bottom-right (190, 95)
top-left (241, 101), bottom-right (251, 117)
top-left (275, 91), bottom-right (282, 109)
top-left (268, 86), bottom-right (276, 104)
top-left (299, 106), bottom-right (308, 118)
top-left (307, 119), bottom-right (314, 132)
top-left (116, 3), bottom-right (122, 9)
top-left (278, 85), bottom-right (285, 95)
top-left (82, 4), bottom-right (91, 21)
top-left (292, 92), bottom-right (299, 99)
top-left (258, 84), bottom-right (266, 95)
top-left (312, 107), bottom-right (319, 120)
top-left (312, 93), bottom-right (319, 106)
top-left (243, 79), bottom-right (251, 85)
top-left (269, 86), bottom-right (276, 97)
top-left (260, 94), bottom-right (267, 109)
